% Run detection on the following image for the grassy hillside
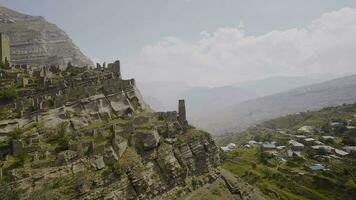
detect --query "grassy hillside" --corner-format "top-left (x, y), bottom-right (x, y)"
top-left (217, 103), bottom-right (356, 146)
top-left (218, 103), bottom-right (356, 200)
top-left (223, 149), bottom-right (356, 200)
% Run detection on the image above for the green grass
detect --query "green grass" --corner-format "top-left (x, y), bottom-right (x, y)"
top-left (222, 148), bottom-right (356, 200)
top-left (111, 147), bottom-right (143, 175)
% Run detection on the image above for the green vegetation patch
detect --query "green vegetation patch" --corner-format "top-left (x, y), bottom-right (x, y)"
top-left (222, 148), bottom-right (356, 200)
top-left (0, 86), bottom-right (18, 101)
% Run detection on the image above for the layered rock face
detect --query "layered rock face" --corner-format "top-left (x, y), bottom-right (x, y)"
top-left (0, 61), bottom-right (222, 200)
top-left (0, 6), bottom-right (93, 67)
top-left (0, 112), bottom-right (221, 199)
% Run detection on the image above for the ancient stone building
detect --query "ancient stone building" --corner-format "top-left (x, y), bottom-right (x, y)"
top-left (0, 33), bottom-right (10, 63)
top-left (108, 60), bottom-right (121, 78)
top-left (178, 99), bottom-right (187, 124)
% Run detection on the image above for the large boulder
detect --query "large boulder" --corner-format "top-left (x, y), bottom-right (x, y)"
top-left (132, 130), bottom-right (160, 151)
top-left (90, 155), bottom-right (106, 170)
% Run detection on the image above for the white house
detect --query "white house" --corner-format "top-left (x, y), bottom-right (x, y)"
top-left (298, 126), bottom-right (314, 134)
top-left (334, 149), bottom-right (349, 157)
top-left (294, 135), bottom-right (306, 140)
top-left (276, 146), bottom-right (286, 150)
top-left (330, 122), bottom-right (342, 126)
top-left (343, 146), bottom-right (356, 153)
top-left (309, 164), bottom-right (325, 171)
top-left (289, 140), bottom-right (304, 151)
top-left (347, 126), bottom-right (355, 129)
top-left (221, 143), bottom-right (236, 152)
top-left (261, 142), bottom-right (276, 151)
top-left (304, 138), bottom-right (315, 143)
top-left (322, 136), bottom-right (335, 140)
top-left (312, 145), bottom-right (334, 153)
top-left (248, 140), bottom-right (257, 146)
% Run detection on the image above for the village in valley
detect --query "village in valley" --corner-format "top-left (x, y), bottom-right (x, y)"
top-left (221, 109), bottom-right (356, 171)
top-left (219, 103), bottom-right (356, 199)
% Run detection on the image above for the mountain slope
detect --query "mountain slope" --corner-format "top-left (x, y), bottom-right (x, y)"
top-left (234, 74), bottom-right (340, 97)
top-left (196, 74), bottom-right (356, 134)
top-left (0, 6), bottom-right (93, 67)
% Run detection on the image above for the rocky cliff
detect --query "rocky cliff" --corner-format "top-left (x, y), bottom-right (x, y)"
top-left (0, 61), bottom-right (225, 200)
top-left (0, 6), bottom-right (93, 67)
top-left (0, 61), bottom-right (265, 199)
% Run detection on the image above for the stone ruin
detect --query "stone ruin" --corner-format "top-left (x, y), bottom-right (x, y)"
top-left (154, 99), bottom-right (188, 128)
top-left (0, 33), bottom-right (10, 64)
top-left (178, 99), bottom-right (188, 126)
top-left (0, 58), bottom-right (144, 121)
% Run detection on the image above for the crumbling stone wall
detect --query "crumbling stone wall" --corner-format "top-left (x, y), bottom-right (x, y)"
top-left (0, 33), bottom-right (10, 63)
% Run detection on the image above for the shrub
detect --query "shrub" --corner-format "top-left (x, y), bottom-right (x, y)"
top-left (11, 128), bottom-right (23, 139)
top-left (17, 151), bottom-right (29, 166)
top-left (0, 59), bottom-right (10, 69)
top-left (56, 122), bottom-right (70, 151)
top-left (0, 87), bottom-right (18, 101)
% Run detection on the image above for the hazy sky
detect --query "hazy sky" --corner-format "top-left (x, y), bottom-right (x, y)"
top-left (1, 0), bottom-right (356, 86)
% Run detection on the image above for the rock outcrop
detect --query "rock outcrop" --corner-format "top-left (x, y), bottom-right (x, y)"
top-left (0, 60), bottom-right (223, 200)
top-left (0, 6), bottom-right (93, 67)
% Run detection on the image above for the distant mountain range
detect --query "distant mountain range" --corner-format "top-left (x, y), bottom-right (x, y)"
top-left (0, 6), bottom-right (93, 67)
top-left (138, 81), bottom-right (258, 118)
top-left (233, 74), bottom-right (341, 96)
top-left (139, 74), bottom-right (341, 130)
top-left (194, 74), bottom-right (356, 134)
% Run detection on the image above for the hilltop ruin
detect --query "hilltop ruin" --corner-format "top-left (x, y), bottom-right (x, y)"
top-left (0, 34), bottom-right (225, 199)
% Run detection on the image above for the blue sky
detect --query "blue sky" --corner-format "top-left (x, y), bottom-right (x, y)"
top-left (1, 0), bottom-right (356, 86)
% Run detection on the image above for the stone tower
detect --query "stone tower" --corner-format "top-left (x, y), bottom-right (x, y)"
top-left (0, 33), bottom-right (11, 63)
top-left (108, 60), bottom-right (121, 78)
top-left (178, 99), bottom-right (187, 124)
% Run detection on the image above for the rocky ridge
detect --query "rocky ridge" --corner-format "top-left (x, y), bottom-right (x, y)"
top-left (0, 6), bottom-right (93, 67)
top-left (0, 60), bottom-right (226, 200)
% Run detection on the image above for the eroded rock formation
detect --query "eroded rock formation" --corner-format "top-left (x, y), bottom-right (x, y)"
top-left (0, 60), bottom-right (223, 200)
top-left (0, 6), bottom-right (93, 67)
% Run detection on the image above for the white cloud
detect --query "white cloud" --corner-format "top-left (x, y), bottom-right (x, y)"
top-left (125, 7), bottom-right (356, 87)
